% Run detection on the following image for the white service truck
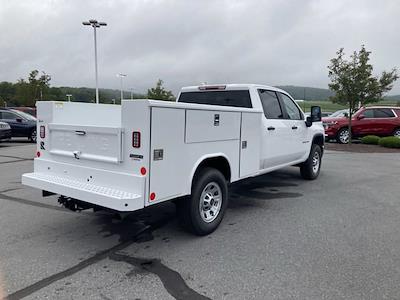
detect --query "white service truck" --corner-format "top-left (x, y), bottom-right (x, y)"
top-left (22, 84), bottom-right (324, 235)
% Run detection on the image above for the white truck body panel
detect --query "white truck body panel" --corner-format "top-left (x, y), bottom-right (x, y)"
top-left (22, 84), bottom-right (324, 213)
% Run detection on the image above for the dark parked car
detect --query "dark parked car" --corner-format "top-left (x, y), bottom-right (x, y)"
top-left (323, 106), bottom-right (400, 143)
top-left (11, 107), bottom-right (37, 117)
top-left (0, 109), bottom-right (37, 142)
top-left (0, 122), bottom-right (12, 141)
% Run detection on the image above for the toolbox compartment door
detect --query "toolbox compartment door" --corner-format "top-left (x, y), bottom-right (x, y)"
top-left (48, 123), bottom-right (123, 164)
top-left (185, 110), bottom-right (241, 143)
top-left (148, 107), bottom-right (186, 204)
top-left (239, 112), bottom-right (262, 177)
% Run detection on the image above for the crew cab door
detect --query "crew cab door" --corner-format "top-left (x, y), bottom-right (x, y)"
top-left (277, 92), bottom-right (308, 160)
top-left (352, 108), bottom-right (375, 135)
top-left (258, 89), bottom-right (291, 169)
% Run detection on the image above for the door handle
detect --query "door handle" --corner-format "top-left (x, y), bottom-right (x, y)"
top-left (267, 126), bottom-right (275, 131)
top-left (292, 126), bottom-right (298, 130)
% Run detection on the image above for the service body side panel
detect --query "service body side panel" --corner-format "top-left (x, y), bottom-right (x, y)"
top-left (148, 105), bottom-right (243, 205)
top-left (149, 107), bottom-right (187, 204)
top-left (239, 112), bottom-right (262, 177)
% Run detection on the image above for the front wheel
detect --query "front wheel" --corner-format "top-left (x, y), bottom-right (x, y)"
top-left (177, 168), bottom-right (228, 236)
top-left (300, 144), bottom-right (322, 180)
top-left (336, 127), bottom-right (349, 144)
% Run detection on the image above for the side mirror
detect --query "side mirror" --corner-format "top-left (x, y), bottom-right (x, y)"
top-left (306, 106), bottom-right (321, 127)
top-left (357, 114), bottom-right (365, 120)
top-left (16, 118), bottom-right (23, 123)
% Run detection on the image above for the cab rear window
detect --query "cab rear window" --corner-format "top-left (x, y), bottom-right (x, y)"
top-left (178, 90), bottom-right (252, 108)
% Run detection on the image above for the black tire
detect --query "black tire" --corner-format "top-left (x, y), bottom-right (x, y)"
top-left (336, 127), bottom-right (349, 144)
top-left (300, 144), bottom-right (322, 180)
top-left (177, 167), bottom-right (228, 236)
top-left (29, 129), bottom-right (37, 143)
top-left (393, 127), bottom-right (400, 138)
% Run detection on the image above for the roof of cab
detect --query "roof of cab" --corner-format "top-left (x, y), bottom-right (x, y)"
top-left (180, 84), bottom-right (288, 94)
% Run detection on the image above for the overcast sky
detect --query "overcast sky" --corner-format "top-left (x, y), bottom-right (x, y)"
top-left (0, 0), bottom-right (399, 95)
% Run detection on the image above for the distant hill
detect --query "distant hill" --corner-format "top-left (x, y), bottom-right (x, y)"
top-left (275, 85), bottom-right (400, 102)
top-left (275, 86), bottom-right (334, 101)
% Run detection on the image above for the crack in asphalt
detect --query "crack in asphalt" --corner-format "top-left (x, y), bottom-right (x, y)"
top-left (0, 159), bottom-right (33, 165)
top-left (110, 252), bottom-right (211, 300)
top-left (0, 189), bottom-right (82, 214)
top-left (0, 154), bottom-right (34, 160)
top-left (4, 212), bottom-right (205, 300)
top-left (5, 223), bottom-right (154, 300)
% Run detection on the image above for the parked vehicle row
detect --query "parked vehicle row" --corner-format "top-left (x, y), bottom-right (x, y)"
top-left (323, 107), bottom-right (400, 143)
top-left (0, 108), bottom-right (37, 142)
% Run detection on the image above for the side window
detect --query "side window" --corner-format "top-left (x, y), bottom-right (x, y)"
top-left (1, 112), bottom-right (18, 120)
top-left (280, 93), bottom-right (302, 120)
top-left (373, 108), bottom-right (395, 118)
top-left (258, 90), bottom-right (284, 119)
top-left (363, 109), bottom-right (374, 118)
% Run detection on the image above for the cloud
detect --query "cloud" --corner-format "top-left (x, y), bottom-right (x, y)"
top-left (0, 0), bottom-right (399, 95)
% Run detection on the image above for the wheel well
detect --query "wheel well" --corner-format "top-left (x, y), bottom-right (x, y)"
top-left (193, 157), bottom-right (231, 183)
top-left (313, 134), bottom-right (324, 151)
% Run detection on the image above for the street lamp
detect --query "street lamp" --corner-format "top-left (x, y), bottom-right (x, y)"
top-left (82, 19), bottom-right (107, 104)
top-left (66, 94), bottom-right (72, 102)
top-left (117, 73), bottom-right (127, 101)
top-left (129, 88), bottom-right (135, 100)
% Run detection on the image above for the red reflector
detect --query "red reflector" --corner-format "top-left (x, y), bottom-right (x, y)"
top-left (140, 167), bottom-right (147, 175)
top-left (132, 131), bottom-right (141, 148)
top-left (150, 192), bottom-right (156, 201)
top-left (40, 126), bottom-right (45, 139)
top-left (36, 151), bottom-right (41, 157)
top-left (198, 85), bottom-right (226, 91)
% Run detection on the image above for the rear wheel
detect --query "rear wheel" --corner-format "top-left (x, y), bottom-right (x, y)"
top-left (300, 144), bottom-right (322, 180)
top-left (336, 127), bottom-right (349, 144)
top-left (29, 129), bottom-right (37, 143)
top-left (393, 128), bottom-right (400, 138)
top-left (177, 168), bottom-right (228, 236)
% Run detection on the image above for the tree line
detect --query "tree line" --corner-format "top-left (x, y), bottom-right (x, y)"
top-left (0, 72), bottom-right (175, 107)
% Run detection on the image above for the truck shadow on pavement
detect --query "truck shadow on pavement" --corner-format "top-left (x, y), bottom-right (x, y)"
top-left (229, 168), bottom-right (303, 209)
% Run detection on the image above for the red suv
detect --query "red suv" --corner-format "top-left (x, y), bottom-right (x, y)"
top-left (323, 107), bottom-right (400, 144)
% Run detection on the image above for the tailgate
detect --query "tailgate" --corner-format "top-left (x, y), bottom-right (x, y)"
top-left (48, 123), bottom-right (124, 164)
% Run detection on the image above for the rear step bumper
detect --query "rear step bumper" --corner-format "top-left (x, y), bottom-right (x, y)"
top-left (22, 172), bottom-right (143, 212)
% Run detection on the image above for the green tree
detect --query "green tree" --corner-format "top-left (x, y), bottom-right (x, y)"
top-left (328, 45), bottom-right (398, 143)
top-left (147, 79), bottom-right (174, 101)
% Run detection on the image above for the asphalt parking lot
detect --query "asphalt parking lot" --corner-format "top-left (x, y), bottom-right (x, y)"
top-left (1, 141), bottom-right (400, 300)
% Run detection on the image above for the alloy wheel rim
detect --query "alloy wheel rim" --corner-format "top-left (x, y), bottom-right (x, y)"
top-left (199, 182), bottom-right (222, 223)
top-left (339, 129), bottom-right (349, 143)
top-left (312, 151), bottom-right (320, 173)
top-left (394, 130), bottom-right (400, 138)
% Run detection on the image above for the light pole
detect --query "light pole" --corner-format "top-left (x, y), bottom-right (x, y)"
top-left (66, 94), bottom-right (72, 102)
top-left (82, 19), bottom-right (107, 104)
top-left (117, 73), bottom-right (127, 101)
top-left (129, 88), bottom-right (134, 100)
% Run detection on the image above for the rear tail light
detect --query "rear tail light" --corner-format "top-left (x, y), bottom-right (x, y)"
top-left (40, 126), bottom-right (45, 139)
top-left (132, 131), bottom-right (141, 148)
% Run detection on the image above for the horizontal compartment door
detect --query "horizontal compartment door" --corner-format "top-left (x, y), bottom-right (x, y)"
top-left (48, 123), bottom-right (123, 164)
top-left (185, 110), bottom-right (241, 143)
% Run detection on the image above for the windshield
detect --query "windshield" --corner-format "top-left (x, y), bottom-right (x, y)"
top-left (330, 110), bottom-right (349, 118)
top-left (13, 110), bottom-right (37, 121)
